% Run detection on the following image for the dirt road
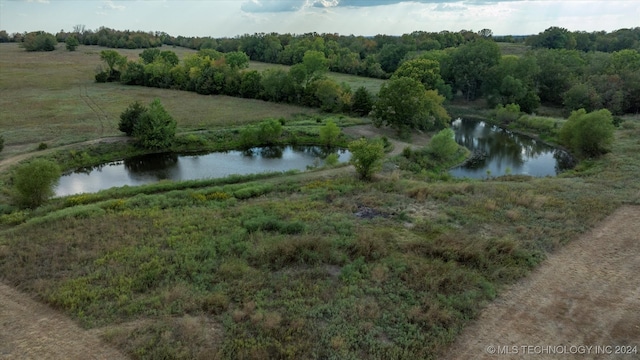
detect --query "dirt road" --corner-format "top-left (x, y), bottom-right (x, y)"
top-left (442, 206), bottom-right (640, 360)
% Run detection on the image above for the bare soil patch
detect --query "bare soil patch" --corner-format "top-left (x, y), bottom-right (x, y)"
top-left (442, 206), bottom-right (640, 360)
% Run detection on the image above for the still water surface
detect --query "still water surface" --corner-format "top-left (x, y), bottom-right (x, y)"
top-left (449, 118), bottom-right (574, 179)
top-left (55, 146), bottom-right (350, 196)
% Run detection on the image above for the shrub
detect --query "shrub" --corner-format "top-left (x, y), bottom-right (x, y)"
top-left (13, 159), bottom-right (61, 208)
top-left (428, 128), bottom-right (458, 161)
top-left (494, 103), bottom-right (521, 125)
top-left (319, 119), bottom-right (341, 148)
top-left (257, 119), bottom-right (282, 145)
top-left (132, 99), bottom-right (177, 149)
top-left (119, 101), bottom-right (148, 136)
top-left (559, 108), bottom-right (615, 157)
top-left (65, 36), bottom-right (79, 51)
top-left (21, 31), bottom-right (57, 51)
top-left (348, 138), bottom-right (385, 180)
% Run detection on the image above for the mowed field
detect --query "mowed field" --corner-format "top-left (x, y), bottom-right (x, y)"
top-left (0, 43), bottom-right (319, 157)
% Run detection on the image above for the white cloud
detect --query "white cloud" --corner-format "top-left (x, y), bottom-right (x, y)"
top-left (102, 0), bottom-right (125, 11)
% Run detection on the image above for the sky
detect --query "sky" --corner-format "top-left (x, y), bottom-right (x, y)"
top-left (1, 0), bottom-right (638, 38)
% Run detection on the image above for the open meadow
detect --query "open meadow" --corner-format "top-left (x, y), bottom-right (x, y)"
top-left (1, 41), bottom-right (640, 359)
top-left (0, 43), bottom-right (320, 157)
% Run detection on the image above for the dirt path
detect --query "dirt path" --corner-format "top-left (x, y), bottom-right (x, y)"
top-left (0, 283), bottom-right (129, 360)
top-left (442, 206), bottom-right (640, 360)
top-left (343, 124), bottom-right (431, 156)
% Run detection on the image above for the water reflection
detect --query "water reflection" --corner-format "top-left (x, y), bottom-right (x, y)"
top-left (450, 118), bottom-right (574, 178)
top-left (56, 146), bottom-right (351, 196)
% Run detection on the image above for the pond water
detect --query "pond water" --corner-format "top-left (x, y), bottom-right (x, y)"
top-left (449, 118), bottom-right (575, 179)
top-left (55, 146), bottom-right (351, 196)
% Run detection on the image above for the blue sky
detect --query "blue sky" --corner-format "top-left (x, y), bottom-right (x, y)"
top-left (1, 0), bottom-right (638, 38)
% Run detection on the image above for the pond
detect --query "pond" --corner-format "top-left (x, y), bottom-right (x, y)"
top-left (449, 118), bottom-right (575, 179)
top-left (55, 146), bottom-right (351, 197)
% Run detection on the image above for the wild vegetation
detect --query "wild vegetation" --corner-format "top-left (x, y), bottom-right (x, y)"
top-left (0, 27), bottom-right (639, 359)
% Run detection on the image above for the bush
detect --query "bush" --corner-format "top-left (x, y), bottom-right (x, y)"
top-left (559, 108), bottom-right (615, 157)
top-left (13, 159), bottom-right (61, 208)
top-left (428, 128), bottom-right (458, 161)
top-left (21, 31), bottom-right (57, 51)
top-left (65, 36), bottom-right (79, 51)
top-left (118, 101), bottom-right (148, 136)
top-left (494, 103), bottom-right (521, 125)
top-left (131, 99), bottom-right (177, 149)
top-left (348, 138), bottom-right (385, 180)
top-left (319, 119), bottom-right (341, 147)
top-left (257, 119), bottom-right (283, 145)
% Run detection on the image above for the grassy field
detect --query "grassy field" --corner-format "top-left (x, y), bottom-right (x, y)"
top-left (496, 42), bottom-right (531, 57)
top-left (1, 42), bottom-right (640, 359)
top-left (0, 43), bottom-right (319, 157)
top-left (248, 61), bottom-right (386, 94)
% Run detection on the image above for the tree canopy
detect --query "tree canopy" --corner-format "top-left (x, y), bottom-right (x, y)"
top-left (13, 159), bottom-right (61, 208)
top-left (559, 108), bottom-right (615, 158)
top-left (372, 77), bottom-right (450, 137)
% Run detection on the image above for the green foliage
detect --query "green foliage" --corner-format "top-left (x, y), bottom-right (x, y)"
top-left (319, 119), bottom-right (341, 147)
top-left (393, 58), bottom-right (452, 99)
top-left (494, 103), bottom-right (522, 125)
top-left (351, 86), bottom-right (373, 116)
top-left (65, 35), bottom-right (79, 51)
top-left (97, 50), bottom-right (127, 82)
top-left (21, 31), bottom-right (57, 51)
top-left (258, 119), bottom-right (283, 145)
top-left (348, 138), bottom-right (385, 180)
top-left (449, 39), bottom-right (501, 101)
top-left (428, 128), bottom-right (459, 161)
top-left (13, 159), bottom-right (61, 208)
top-left (302, 50), bottom-right (329, 83)
top-left (373, 77), bottom-right (450, 136)
top-left (313, 79), bottom-right (347, 113)
top-left (225, 51), bottom-right (250, 69)
top-left (512, 115), bottom-right (558, 138)
top-left (118, 101), bottom-right (148, 136)
top-left (0, 134), bottom-right (4, 153)
top-left (132, 99), bottom-right (177, 149)
top-left (559, 108), bottom-right (615, 157)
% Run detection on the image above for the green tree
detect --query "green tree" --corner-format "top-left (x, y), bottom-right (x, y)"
top-left (349, 138), bottom-right (385, 180)
top-left (225, 51), bottom-right (250, 69)
top-left (98, 50), bottom-right (127, 82)
top-left (302, 50), bottom-right (329, 84)
top-left (319, 119), bottom-right (341, 147)
top-left (449, 39), bottom-right (501, 101)
top-left (428, 128), bottom-right (458, 161)
top-left (313, 79), bottom-right (348, 113)
top-left (133, 99), bottom-right (177, 149)
top-left (13, 159), bottom-right (61, 208)
top-left (559, 108), bottom-right (615, 157)
top-left (139, 48), bottom-right (161, 64)
top-left (351, 86), bottom-right (373, 116)
top-left (372, 77), bottom-right (450, 137)
top-left (257, 119), bottom-right (282, 145)
top-left (393, 58), bottom-right (452, 99)
top-left (22, 31), bottom-right (57, 51)
top-left (65, 35), bottom-right (79, 51)
top-left (118, 101), bottom-right (148, 136)
top-left (240, 70), bottom-right (263, 99)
